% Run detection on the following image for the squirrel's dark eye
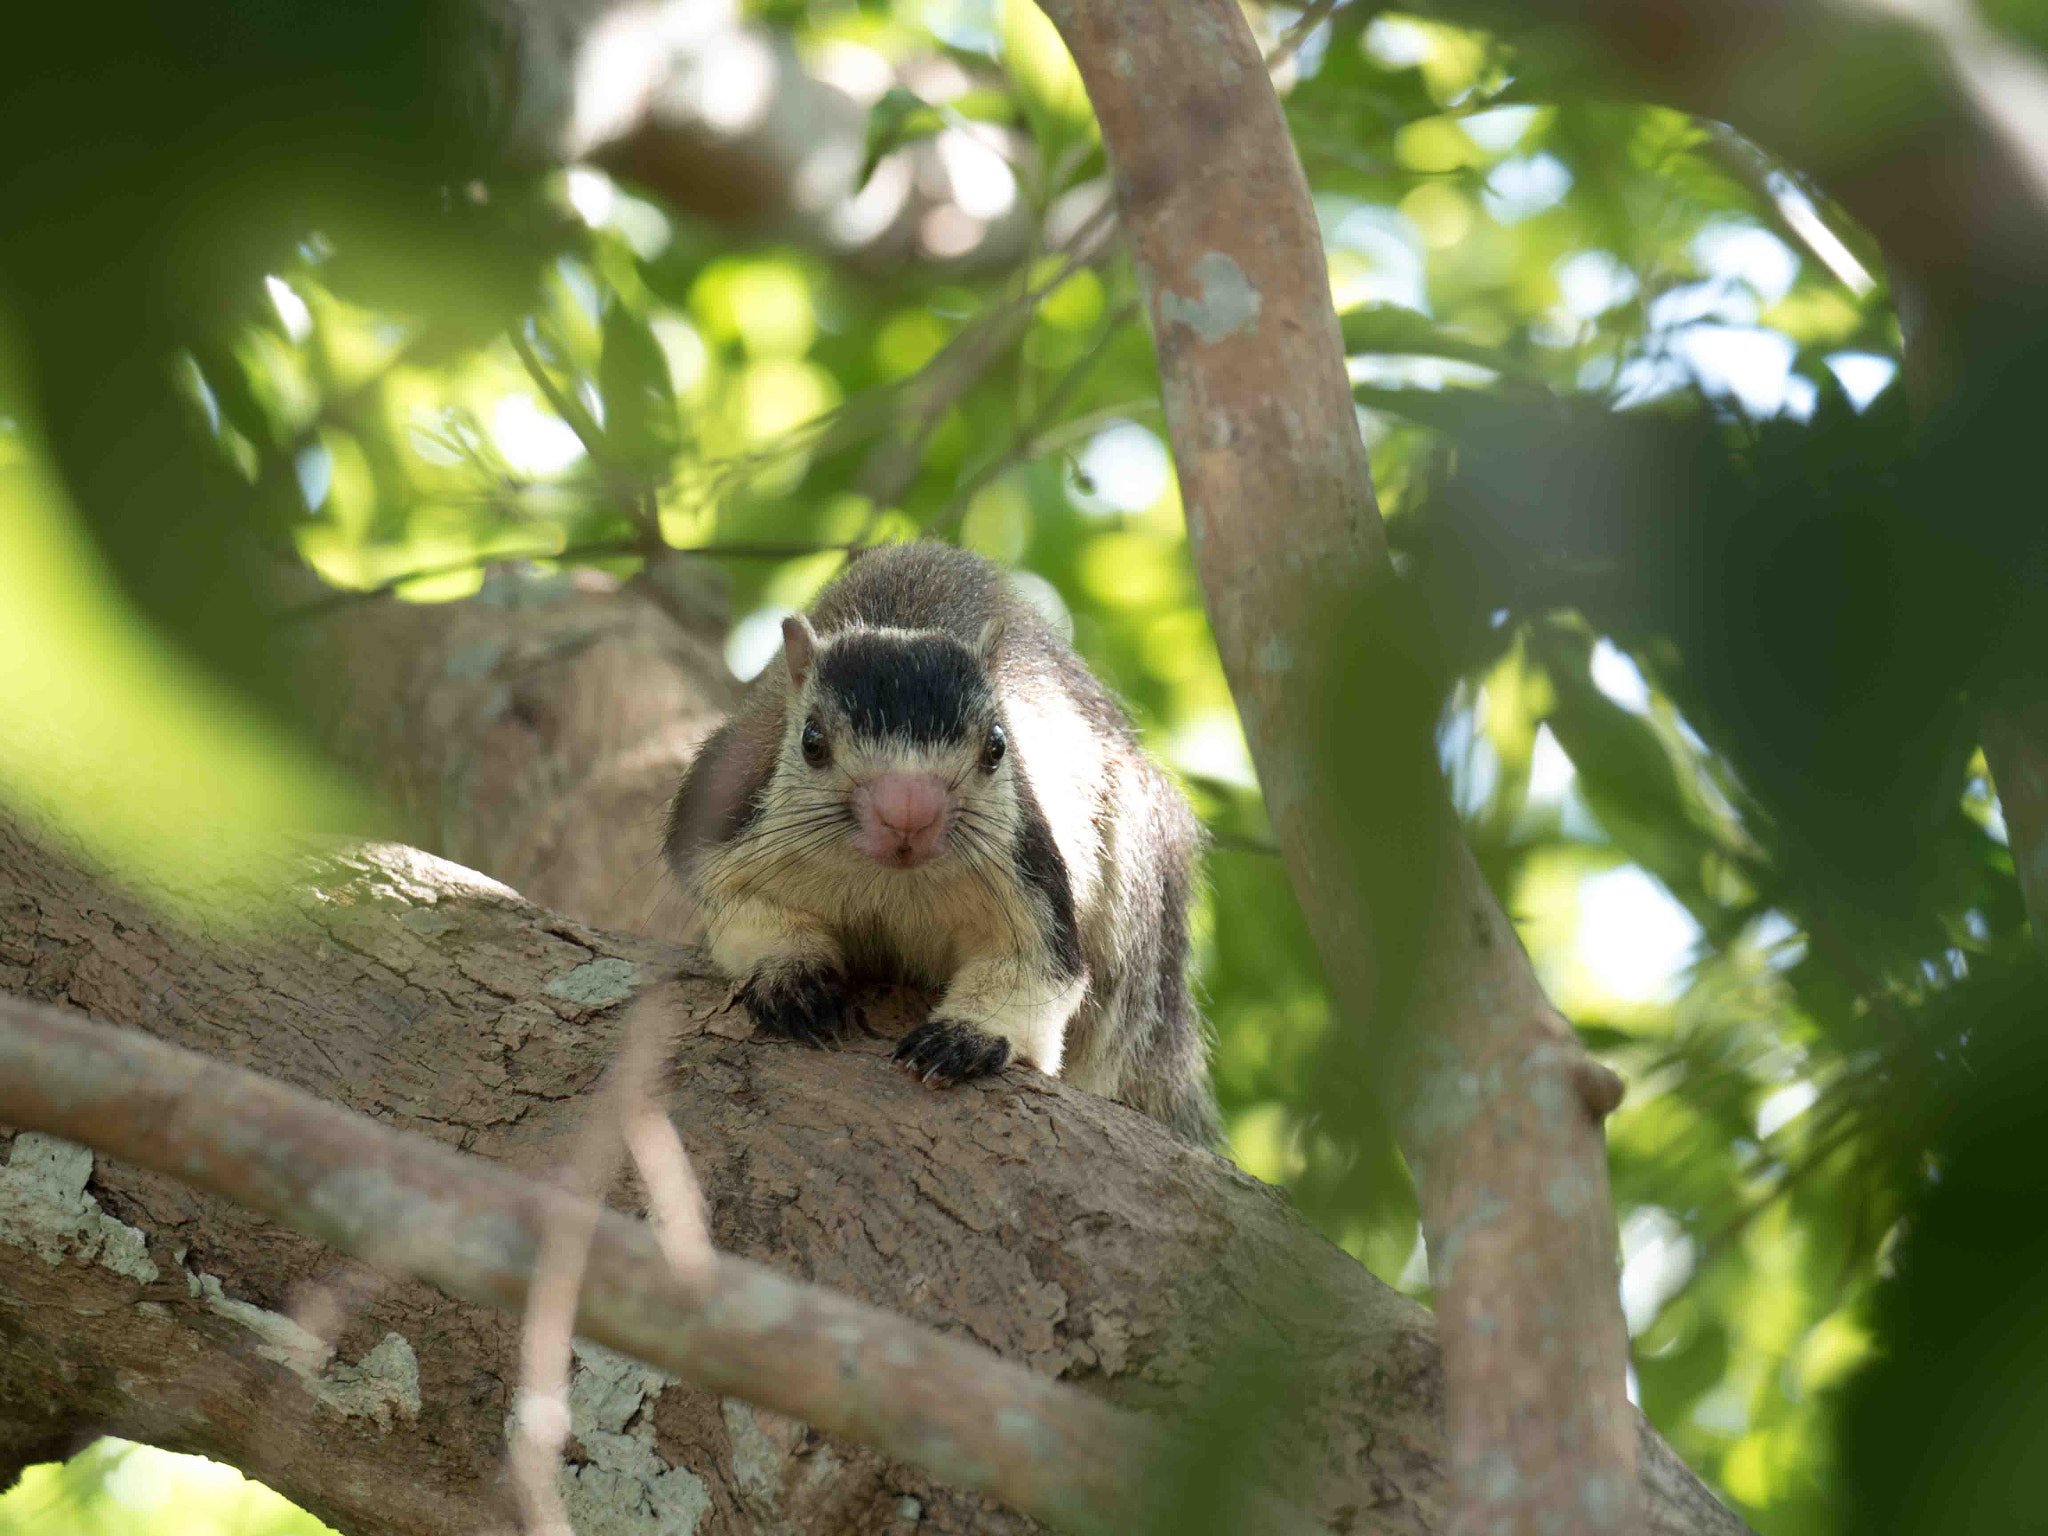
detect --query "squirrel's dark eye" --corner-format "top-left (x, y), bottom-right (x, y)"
top-left (980, 722), bottom-right (1006, 772)
top-left (801, 720), bottom-right (830, 768)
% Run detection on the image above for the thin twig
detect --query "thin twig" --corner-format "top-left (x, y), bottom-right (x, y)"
top-left (511, 1177), bottom-right (598, 1535)
top-left (850, 197), bottom-right (1125, 541)
top-left (1690, 1102), bottom-right (1869, 1269)
top-left (1265, 0), bottom-right (1346, 76)
top-left (1209, 831), bottom-right (1284, 858)
top-left (924, 299), bottom-right (1140, 537)
top-left (274, 540), bottom-right (857, 626)
top-left (1022, 399), bottom-right (1165, 458)
top-left (848, 0), bottom-right (1337, 540)
top-left (1700, 126), bottom-right (1879, 299)
top-left (510, 326), bottom-right (610, 469)
top-left (511, 325), bottom-right (669, 557)
top-left (616, 1004), bottom-right (716, 1289)
top-left (512, 994), bottom-right (710, 1532)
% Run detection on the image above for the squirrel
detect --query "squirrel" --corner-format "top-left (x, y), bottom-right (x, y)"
top-left (665, 541), bottom-right (1220, 1146)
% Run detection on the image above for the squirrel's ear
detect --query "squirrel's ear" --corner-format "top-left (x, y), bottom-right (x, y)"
top-left (975, 615), bottom-right (1007, 668)
top-left (782, 614), bottom-right (818, 688)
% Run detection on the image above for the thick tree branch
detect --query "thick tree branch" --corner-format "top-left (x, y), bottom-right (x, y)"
top-left (0, 798), bottom-right (1742, 1534)
top-left (0, 997), bottom-right (1226, 1536)
top-left (1033, 4), bottom-right (1638, 1534)
top-left (279, 558), bottom-right (736, 942)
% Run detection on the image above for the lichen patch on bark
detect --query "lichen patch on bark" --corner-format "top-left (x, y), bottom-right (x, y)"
top-left (0, 1132), bottom-right (156, 1282)
top-left (551, 1340), bottom-right (712, 1535)
top-left (186, 1268), bottom-right (421, 1429)
top-left (1158, 252), bottom-right (1263, 342)
top-left (547, 957), bottom-right (641, 1008)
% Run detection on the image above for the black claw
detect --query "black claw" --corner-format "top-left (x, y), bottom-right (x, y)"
top-left (891, 1018), bottom-right (1012, 1087)
top-left (739, 963), bottom-right (850, 1047)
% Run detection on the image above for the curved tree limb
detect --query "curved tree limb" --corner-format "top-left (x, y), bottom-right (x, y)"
top-left (0, 813), bottom-right (1746, 1535)
top-left (1031, 4), bottom-right (1637, 1534)
top-left (0, 997), bottom-right (1209, 1536)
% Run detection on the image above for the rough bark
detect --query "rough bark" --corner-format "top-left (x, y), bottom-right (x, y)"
top-left (0, 813), bottom-right (1742, 1536)
top-left (0, 558), bottom-right (1748, 1535)
top-left (279, 559), bottom-right (739, 944)
top-left (1031, 4), bottom-right (1638, 1534)
top-left (0, 997), bottom-right (1216, 1536)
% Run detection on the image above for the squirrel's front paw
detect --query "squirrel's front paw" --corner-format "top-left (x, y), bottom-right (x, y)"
top-left (739, 962), bottom-right (851, 1047)
top-left (892, 1017), bottom-right (1012, 1086)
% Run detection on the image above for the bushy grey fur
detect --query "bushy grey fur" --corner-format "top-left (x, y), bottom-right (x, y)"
top-left (666, 542), bottom-right (1219, 1146)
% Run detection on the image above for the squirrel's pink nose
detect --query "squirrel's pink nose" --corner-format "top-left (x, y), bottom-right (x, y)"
top-left (859, 774), bottom-right (953, 866)
top-left (870, 773), bottom-right (948, 834)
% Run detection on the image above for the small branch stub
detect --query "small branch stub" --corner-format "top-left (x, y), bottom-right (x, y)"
top-left (1578, 1059), bottom-right (1628, 1121)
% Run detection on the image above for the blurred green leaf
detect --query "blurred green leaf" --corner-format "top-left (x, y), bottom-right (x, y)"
top-left (1339, 303), bottom-right (1537, 378)
top-left (6, 6), bottom-right (2040, 1534)
top-left (598, 298), bottom-right (681, 472)
top-left (859, 86), bottom-right (949, 191)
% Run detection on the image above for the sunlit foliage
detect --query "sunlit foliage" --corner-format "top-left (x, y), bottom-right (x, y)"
top-left (4, 2), bottom-right (2042, 1532)
top-left (0, 1441), bottom-right (337, 1536)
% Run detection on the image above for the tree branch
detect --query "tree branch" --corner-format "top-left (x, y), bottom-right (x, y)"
top-left (0, 809), bottom-right (1742, 1535)
top-left (0, 996), bottom-right (1226, 1536)
top-left (1032, 3), bottom-right (1638, 1533)
top-left (475, 0), bottom-right (1035, 273)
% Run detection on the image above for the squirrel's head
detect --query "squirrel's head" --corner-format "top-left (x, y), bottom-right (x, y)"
top-left (775, 614), bottom-right (1012, 871)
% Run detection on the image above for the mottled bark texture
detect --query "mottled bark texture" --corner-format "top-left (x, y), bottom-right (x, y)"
top-left (0, 998), bottom-right (1204, 1536)
top-left (0, 563), bottom-right (1747, 1535)
top-left (278, 560), bottom-right (738, 945)
top-left (0, 819), bottom-right (1733, 1536)
top-left (1031, 4), bottom-right (1639, 1534)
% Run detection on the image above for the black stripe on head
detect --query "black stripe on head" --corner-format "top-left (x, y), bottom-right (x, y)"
top-left (816, 631), bottom-right (988, 746)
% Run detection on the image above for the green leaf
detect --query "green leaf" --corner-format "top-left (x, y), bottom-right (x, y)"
top-left (1339, 304), bottom-right (1532, 377)
top-left (859, 87), bottom-right (948, 191)
top-left (1352, 382), bottom-right (1494, 429)
top-left (1535, 627), bottom-right (1722, 915)
top-left (597, 300), bottom-right (678, 472)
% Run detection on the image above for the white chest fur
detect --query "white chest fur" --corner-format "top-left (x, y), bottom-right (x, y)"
top-left (700, 833), bottom-right (1040, 987)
